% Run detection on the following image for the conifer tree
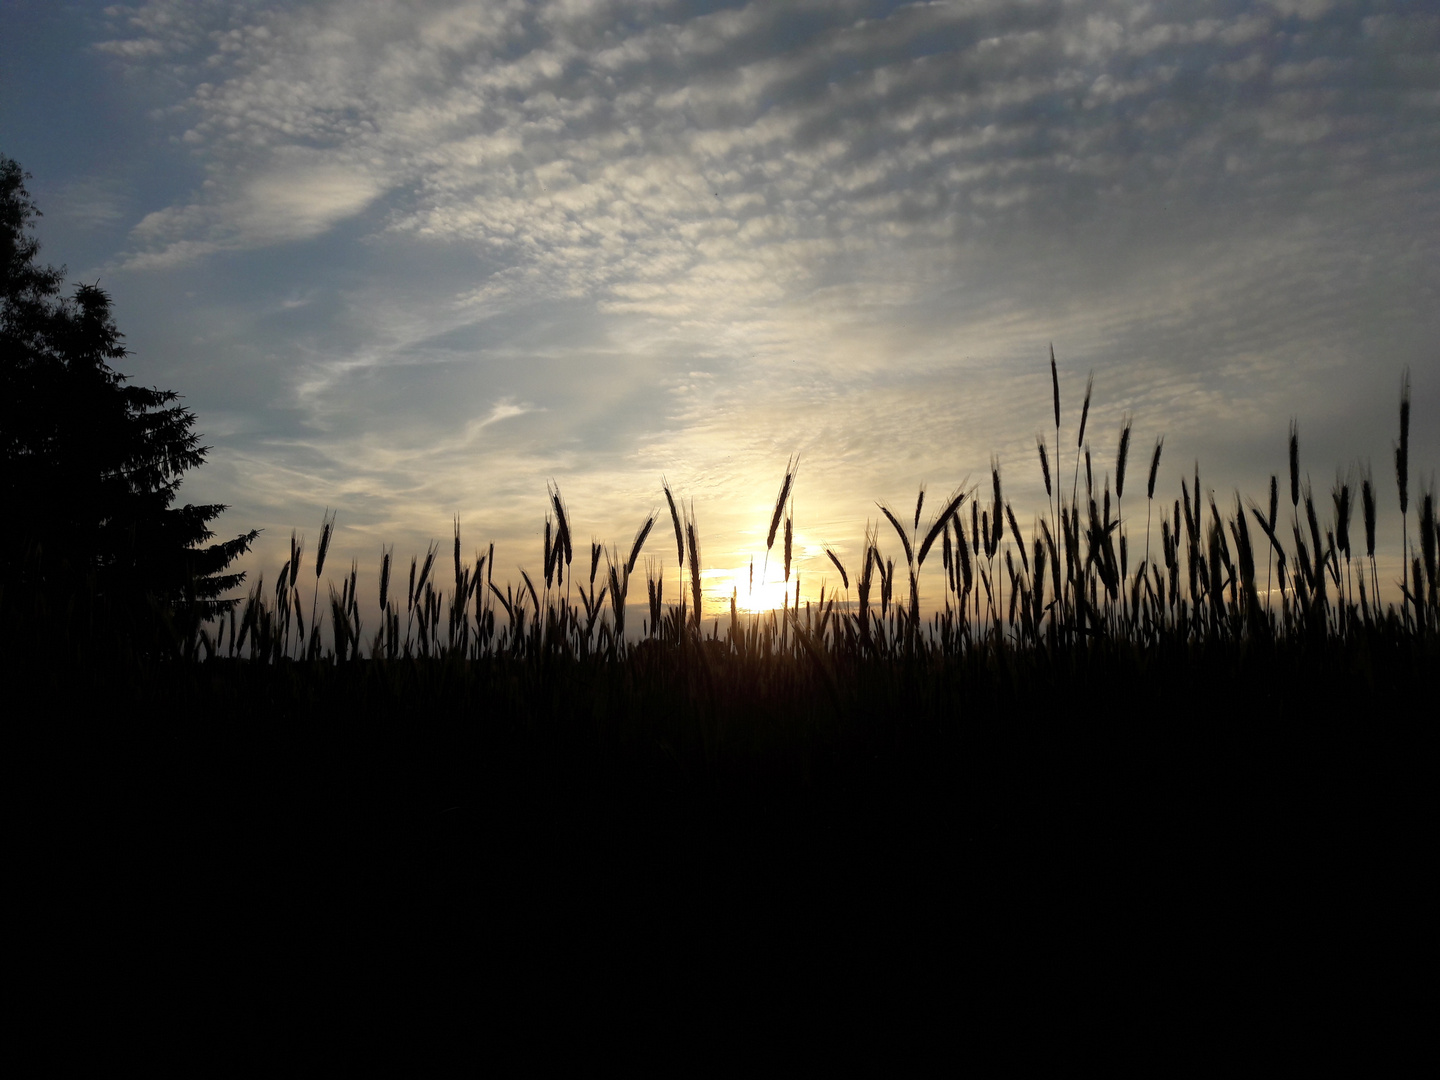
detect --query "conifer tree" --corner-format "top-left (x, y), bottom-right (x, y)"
top-left (1, 154), bottom-right (256, 622)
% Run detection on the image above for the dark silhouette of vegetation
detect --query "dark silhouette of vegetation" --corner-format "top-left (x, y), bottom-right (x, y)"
top-left (209, 366), bottom-right (1434, 666)
top-left (1, 154), bottom-right (255, 655)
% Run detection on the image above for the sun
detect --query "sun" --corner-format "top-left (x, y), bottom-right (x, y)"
top-left (723, 568), bottom-right (799, 614)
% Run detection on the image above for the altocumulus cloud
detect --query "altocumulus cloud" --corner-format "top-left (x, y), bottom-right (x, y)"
top-left (77, 0), bottom-right (1439, 610)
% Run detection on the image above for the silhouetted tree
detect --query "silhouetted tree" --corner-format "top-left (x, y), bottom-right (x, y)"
top-left (1, 154), bottom-right (256, 629)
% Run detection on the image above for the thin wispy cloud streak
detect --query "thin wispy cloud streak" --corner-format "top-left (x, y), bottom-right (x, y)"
top-left (1, 0), bottom-right (1435, 615)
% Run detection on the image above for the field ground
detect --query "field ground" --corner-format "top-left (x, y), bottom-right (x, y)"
top-left (11, 642), bottom-right (1433, 1063)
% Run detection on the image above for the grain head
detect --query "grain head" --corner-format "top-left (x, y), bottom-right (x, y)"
top-left (663, 477), bottom-right (685, 568)
top-left (1289, 420), bottom-right (1300, 509)
top-left (1397, 367), bottom-right (1411, 515)
top-left (1147, 436), bottom-right (1164, 501)
top-left (1115, 418), bottom-right (1132, 500)
top-left (315, 510), bottom-right (335, 581)
top-left (1050, 345), bottom-right (1061, 431)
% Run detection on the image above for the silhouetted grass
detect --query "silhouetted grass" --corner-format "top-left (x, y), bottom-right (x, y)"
top-left (156, 361), bottom-right (1432, 670)
top-left (7, 362), bottom-right (1436, 687)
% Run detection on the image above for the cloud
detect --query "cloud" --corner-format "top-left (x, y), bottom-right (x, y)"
top-left (121, 151), bottom-right (384, 267)
top-left (78, 0), bottom-right (1438, 606)
top-left (234, 155), bottom-right (384, 243)
top-left (93, 36), bottom-right (171, 59)
top-left (47, 177), bottom-right (130, 230)
top-left (103, 1), bottom-right (1439, 302)
top-left (473, 397), bottom-right (540, 431)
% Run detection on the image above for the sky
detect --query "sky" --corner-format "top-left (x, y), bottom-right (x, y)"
top-left (2, 0), bottom-right (1437, 621)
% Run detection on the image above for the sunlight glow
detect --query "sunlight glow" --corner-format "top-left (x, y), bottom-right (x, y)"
top-left (718, 566), bottom-right (799, 614)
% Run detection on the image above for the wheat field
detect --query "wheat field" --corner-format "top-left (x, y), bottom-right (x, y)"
top-left (202, 360), bottom-right (1436, 668)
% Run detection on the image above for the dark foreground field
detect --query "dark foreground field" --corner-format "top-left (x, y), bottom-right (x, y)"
top-left (12, 637), bottom-right (1433, 1064)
